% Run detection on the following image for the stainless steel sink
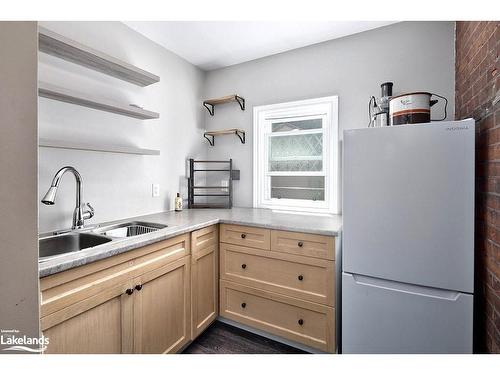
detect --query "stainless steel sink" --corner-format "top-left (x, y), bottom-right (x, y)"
top-left (39, 232), bottom-right (112, 261)
top-left (94, 221), bottom-right (167, 238)
top-left (38, 221), bottom-right (167, 262)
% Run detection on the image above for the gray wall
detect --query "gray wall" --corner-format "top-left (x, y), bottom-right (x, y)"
top-left (203, 21), bottom-right (456, 208)
top-left (38, 22), bottom-right (207, 232)
top-left (0, 22), bottom-right (40, 349)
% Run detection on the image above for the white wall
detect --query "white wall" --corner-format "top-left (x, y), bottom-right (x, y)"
top-left (38, 21), bottom-right (456, 229)
top-left (203, 21), bottom-right (456, 208)
top-left (38, 22), bottom-right (207, 232)
top-left (0, 22), bottom-right (40, 349)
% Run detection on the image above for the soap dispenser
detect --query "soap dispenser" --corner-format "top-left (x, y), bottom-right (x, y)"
top-left (175, 192), bottom-right (183, 212)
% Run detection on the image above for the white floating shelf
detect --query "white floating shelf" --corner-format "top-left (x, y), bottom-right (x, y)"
top-left (38, 26), bottom-right (160, 87)
top-left (39, 138), bottom-right (160, 156)
top-left (38, 82), bottom-right (159, 120)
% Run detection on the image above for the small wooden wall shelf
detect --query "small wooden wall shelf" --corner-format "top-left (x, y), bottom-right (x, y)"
top-left (39, 138), bottom-right (160, 155)
top-left (38, 26), bottom-right (160, 87)
top-left (204, 128), bottom-right (246, 146)
top-left (38, 82), bottom-right (160, 120)
top-left (203, 95), bottom-right (245, 116)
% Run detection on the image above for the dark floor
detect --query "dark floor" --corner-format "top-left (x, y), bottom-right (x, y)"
top-left (183, 321), bottom-right (306, 354)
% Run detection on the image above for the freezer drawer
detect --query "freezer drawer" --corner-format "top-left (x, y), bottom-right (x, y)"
top-left (341, 272), bottom-right (473, 354)
top-left (343, 120), bottom-right (474, 293)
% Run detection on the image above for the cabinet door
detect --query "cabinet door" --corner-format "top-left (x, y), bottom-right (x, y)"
top-left (42, 281), bottom-right (134, 354)
top-left (133, 256), bottom-right (191, 354)
top-left (191, 226), bottom-right (218, 339)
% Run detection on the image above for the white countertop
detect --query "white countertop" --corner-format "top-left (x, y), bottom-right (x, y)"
top-left (39, 207), bottom-right (342, 277)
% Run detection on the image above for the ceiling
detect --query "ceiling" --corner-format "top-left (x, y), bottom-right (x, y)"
top-left (124, 21), bottom-right (397, 71)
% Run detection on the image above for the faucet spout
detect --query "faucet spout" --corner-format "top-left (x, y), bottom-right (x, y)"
top-left (41, 166), bottom-right (94, 229)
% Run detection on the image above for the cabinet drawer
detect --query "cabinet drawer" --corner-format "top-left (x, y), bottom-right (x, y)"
top-left (220, 243), bottom-right (334, 306)
top-left (191, 225), bottom-right (217, 255)
top-left (220, 280), bottom-right (335, 353)
top-left (271, 230), bottom-right (334, 260)
top-left (220, 224), bottom-right (270, 250)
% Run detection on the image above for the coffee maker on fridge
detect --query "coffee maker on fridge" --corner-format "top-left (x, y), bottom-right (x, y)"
top-left (368, 82), bottom-right (393, 127)
top-left (368, 82), bottom-right (448, 127)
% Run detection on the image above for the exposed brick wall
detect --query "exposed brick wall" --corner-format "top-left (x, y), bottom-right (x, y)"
top-left (455, 21), bottom-right (499, 354)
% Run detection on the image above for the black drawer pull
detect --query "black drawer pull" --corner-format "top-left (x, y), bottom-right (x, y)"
top-left (298, 241), bottom-right (304, 247)
top-left (241, 302), bottom-right (246, 308)
top-left (125, 288), bottom-right (134, 295)
top-left (241, 233), bottom-right (246, 239)
top-left (241, 263), bottom-right (247, 269)
top-left (298, 319), bottom-right (304, 326)
top-left (298, 275), bottom-right (304, 281)
top-left (135, 284), bottom-right (143, 291)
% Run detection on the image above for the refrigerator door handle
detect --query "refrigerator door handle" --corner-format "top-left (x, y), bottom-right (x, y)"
top-left (350, 273), bottom-right (462, 301)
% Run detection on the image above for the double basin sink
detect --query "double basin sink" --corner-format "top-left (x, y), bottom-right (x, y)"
top-left (39, 221), bottom-right (168, 262)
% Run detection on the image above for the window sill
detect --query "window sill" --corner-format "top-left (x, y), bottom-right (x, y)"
top-left (270, 209), bottom-right (336, 217)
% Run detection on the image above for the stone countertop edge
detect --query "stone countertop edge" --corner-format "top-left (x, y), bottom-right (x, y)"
top-left (39, 208), bottom-right (342, 278)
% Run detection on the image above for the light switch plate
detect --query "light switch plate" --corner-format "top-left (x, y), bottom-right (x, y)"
top-left (152, 183), bottom-right (160, 197)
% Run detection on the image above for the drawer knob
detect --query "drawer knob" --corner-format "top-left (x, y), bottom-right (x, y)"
top-left (241, 263), bottom-right (247, 269)
top-left (298, 241), bottom-right (304, 247)
top-left (298, 275), bottom-right (304, 281)
top-left (241, 233), bottom-right (246, 239)
top-left (125, 288), bottom-right (134, 295)
top-left (298, 319), bottom-right (304, 326)
top-left (135, 284), bottom-right (143, 291)
top-left (241, 302), bottom-right (246, 308)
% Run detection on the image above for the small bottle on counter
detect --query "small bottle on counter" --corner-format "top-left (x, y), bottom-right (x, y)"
top-left (175, 192), bottom-right (183, 212)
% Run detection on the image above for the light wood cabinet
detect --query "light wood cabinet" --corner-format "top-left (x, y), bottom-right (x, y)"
top-left (40, 234), bottom-right (191, 354)
top-left (132, 256), bottom-right (191, 354)
top-left (40, 234), bottom-right (190, 318)
top-left (191, 225), bottom-right (218, 339)
top-left (219, 225), bottom-right (336, 353)
top-left (40, 223), bottom-right (337, 354)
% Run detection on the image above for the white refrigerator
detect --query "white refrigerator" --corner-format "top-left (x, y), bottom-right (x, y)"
top-left (342, 119), bottom-right (474, 354)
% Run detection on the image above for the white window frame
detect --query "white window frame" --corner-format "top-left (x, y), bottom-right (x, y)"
top-left (253, 96), bottom-right (339, 214)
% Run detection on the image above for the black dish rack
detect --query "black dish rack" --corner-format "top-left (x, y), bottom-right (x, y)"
top-left (188, 159), bottom-right (233, 208)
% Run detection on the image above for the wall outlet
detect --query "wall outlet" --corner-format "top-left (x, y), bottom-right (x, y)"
top-left (152, 183), bottom-right (160, 197)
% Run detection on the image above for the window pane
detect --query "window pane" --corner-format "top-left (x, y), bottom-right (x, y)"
top-left (269, 133), bottom-right (323, 171)
top-left (272, 119), bottom-right (322, 132)
top-left (271, 176), bottom-right (325, 201)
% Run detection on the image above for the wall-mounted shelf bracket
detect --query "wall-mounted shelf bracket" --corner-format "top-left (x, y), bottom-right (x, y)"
top-left (235, 129), bottom-right (245, 144)
top-left (203, 102), bottom-right (215, 116)
top-left (234, 95), bottom-right (245, 111)
top-left (204, 133), bottom-right (215, 146)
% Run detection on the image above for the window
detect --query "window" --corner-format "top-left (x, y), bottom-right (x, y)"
top-left (253, 96), bottom-right (339, 214)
